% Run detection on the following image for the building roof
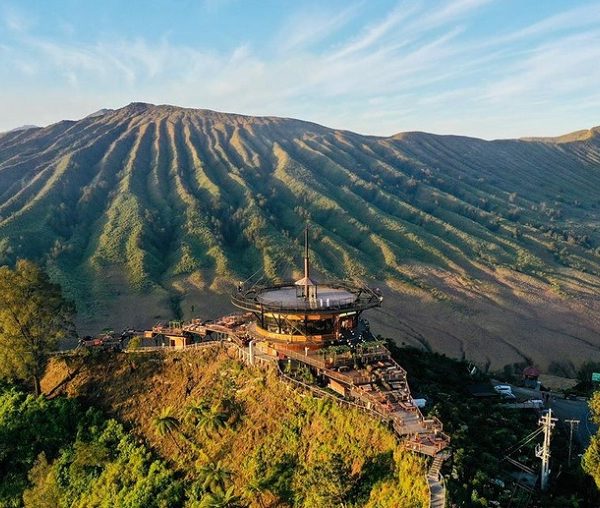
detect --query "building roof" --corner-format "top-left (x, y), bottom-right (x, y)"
top-left (523, 366), bottom-right (541, 377)
top-left (257, 285), bottom-right (355, 310)
top-left (294, 276), bottom-right (316, 287)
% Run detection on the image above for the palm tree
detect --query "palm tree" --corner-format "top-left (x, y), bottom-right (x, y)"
top-left (199, 408), bottom-right (229, 436)
top-left (199, 486), bottom-right (246, 508)
top-left (198, 460), bottom-right (232, 493)
top-left (152, 407), bottom-right (182, 452)
top-left (186, 398), bottom-right (212, 426)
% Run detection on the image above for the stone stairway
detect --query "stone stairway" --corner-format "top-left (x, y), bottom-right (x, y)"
top-left (427, 453), bottom-right (449, 508)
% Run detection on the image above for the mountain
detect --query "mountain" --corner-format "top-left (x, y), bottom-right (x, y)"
top-left (85, 108), bottom-right (114, 118)
top-left (6, 124), bottom-right (39, 133)
top-left (1, 102), bottom-right (600, 371)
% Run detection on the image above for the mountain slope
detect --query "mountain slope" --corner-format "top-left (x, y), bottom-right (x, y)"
top-left (38, 348), bottom-right (429, 507)
top-left (1, 103), bottom-right (600, 371)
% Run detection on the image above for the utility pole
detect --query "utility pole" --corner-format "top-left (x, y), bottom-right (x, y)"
top-left (536, 409), bottom-right (557, 491)
top-left (565, 419), bottom-right (580, 467)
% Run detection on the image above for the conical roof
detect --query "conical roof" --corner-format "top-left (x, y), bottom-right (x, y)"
top-left (295, 276), bottom-right (316, 286)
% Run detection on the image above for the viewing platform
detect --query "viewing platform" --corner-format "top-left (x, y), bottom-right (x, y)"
top-left (276, 341), bottom-right (450, 456)
top-left (231, 281), bottom-right (382, 314)
top-left (145, 313), bottom-right (251, 347)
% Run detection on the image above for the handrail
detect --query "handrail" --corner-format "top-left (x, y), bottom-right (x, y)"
top-left (231, 280), bottom-right (383, 314)
top-left (276, 363), bottom-right (389, 420)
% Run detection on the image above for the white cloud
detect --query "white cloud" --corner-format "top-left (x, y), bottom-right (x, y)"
top-left (277, 4), bottom-right (360, 52)
top-left (0, 0), bottom-right (599, 139)
top-left (2, 4), bottom-right (34, 32)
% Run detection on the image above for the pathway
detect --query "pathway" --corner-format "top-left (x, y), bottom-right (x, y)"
top-left (428, 453), bottom-right (448, 508)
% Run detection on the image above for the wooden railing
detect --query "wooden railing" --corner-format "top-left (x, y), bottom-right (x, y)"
top-left (231, 280), bottom-right (382, 314)
top-left (276, 363), bottom-right (389, 421)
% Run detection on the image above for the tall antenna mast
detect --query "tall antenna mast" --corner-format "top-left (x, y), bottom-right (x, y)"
top-left (304, 224), bottom-right (310, 298)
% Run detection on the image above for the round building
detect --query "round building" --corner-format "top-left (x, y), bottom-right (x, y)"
top-left (231, 228), bottom-right (382, 351)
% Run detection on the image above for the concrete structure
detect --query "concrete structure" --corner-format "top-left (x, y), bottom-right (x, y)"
top-left (231, 227), bottom-right (382, 350)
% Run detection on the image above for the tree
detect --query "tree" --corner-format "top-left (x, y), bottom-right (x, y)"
top-left (198, 460), bottom-right (232, 493)
top-left (199, 408), bottom-right (229, 436)
top-left (152, 407), bottom-right (182, 453)
top-left (186, 399), bottom-right (212, 427)
top-left (583, 435), bottom-right (600, 490)
top-left (198, 486), bottom-right (246, 508)
top-left (0, 260), bottom-right (75, 395)
top-left (583, 392), bottom-right (600, 488)
top-left (22, 453), bottom-right (61, 508)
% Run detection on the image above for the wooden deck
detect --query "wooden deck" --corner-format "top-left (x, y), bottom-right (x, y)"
top-left (145, 315), bottom-right (450, 457)
top-left (277, 345), bottom-right (450, 457)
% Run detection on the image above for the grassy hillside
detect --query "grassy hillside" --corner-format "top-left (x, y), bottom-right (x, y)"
top-left (1, 103), bottom-right (600, 369)
top-left (31, 347), bottom-right (428, 507)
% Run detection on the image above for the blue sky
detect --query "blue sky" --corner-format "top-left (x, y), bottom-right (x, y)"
top-left (1, 0), bottom-right (600, 138)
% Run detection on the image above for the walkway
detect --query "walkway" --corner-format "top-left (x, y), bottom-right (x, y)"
top-left (427, 453), bottom-right (449, 508)
top-left (277, 345), bottom-right (449, 456)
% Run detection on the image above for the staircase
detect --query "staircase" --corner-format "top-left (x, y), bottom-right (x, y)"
top-left (427, 453), bottom-right (449, 508)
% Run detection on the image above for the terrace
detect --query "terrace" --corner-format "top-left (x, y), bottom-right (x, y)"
top-left (277, 341), bottom-right (450, 455)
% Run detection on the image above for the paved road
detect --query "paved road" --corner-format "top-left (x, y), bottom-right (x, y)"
top-left (510, 385), bottom-right (597, 448)
top-left (549, 396), bottom-right (597, 449)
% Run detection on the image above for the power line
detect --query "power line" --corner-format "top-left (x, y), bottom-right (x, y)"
top-left (504, 427), bottom-right (544, 457)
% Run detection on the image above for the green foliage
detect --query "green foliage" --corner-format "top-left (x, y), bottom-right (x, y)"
top-left (22, 453), bottom-right (60, 508)
top-left (0, 260), bottom-right (75, 394)
top-left (194, 486), bottom-right (246, 508)
top-left (198, 406), bottom-right (229, 437)
top-left (0, 385), bottom-right (83, 507)
top-left (197, 461), bottom-right (232, 494)
top-left (3, 106), bottom-right (600, 326)
top-left (24, 418), bottom-right (183, 508)
top-left (127, 336), bottom-right (142, 351)
top-left (0, 382), bottom-right (183, 508)
top-left (152, 407), bottom-right (183, 452)
top-left (583, 392), bottom-right (600, 489)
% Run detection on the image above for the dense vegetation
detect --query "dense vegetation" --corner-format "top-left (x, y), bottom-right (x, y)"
top-left (0, 386), bottom-right (180, 508)
top-left (387, 342), bottom-right (599, 507)
top-left (1, 103), bottom-right (600, 368)
top-left (583, 392), bottom-right (600, 492)
top-left (1, 346), bottom-right (430, 508)
top-left (0, 260), bottom-right (75, 394)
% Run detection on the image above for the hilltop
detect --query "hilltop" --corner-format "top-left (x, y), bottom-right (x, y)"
top-left (1, 103), bottom-right (600, 371)
top-left (33, 347), bottom-right (429, 507)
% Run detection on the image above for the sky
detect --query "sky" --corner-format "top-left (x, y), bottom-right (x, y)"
top-left (1, 0), bottom-right (600, 139)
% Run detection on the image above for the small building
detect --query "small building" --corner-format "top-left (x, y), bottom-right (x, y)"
top-left (522, 366), bottom-right (541, 389)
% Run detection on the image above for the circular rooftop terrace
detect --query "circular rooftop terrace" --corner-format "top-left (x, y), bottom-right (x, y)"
top-left (231, 281), bottom-right (382, 314)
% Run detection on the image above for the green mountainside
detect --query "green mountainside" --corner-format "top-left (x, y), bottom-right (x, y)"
top-left (1, 103), bottom-right (600, 370)
top-left (0, 348), bottom-right (428, 508)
